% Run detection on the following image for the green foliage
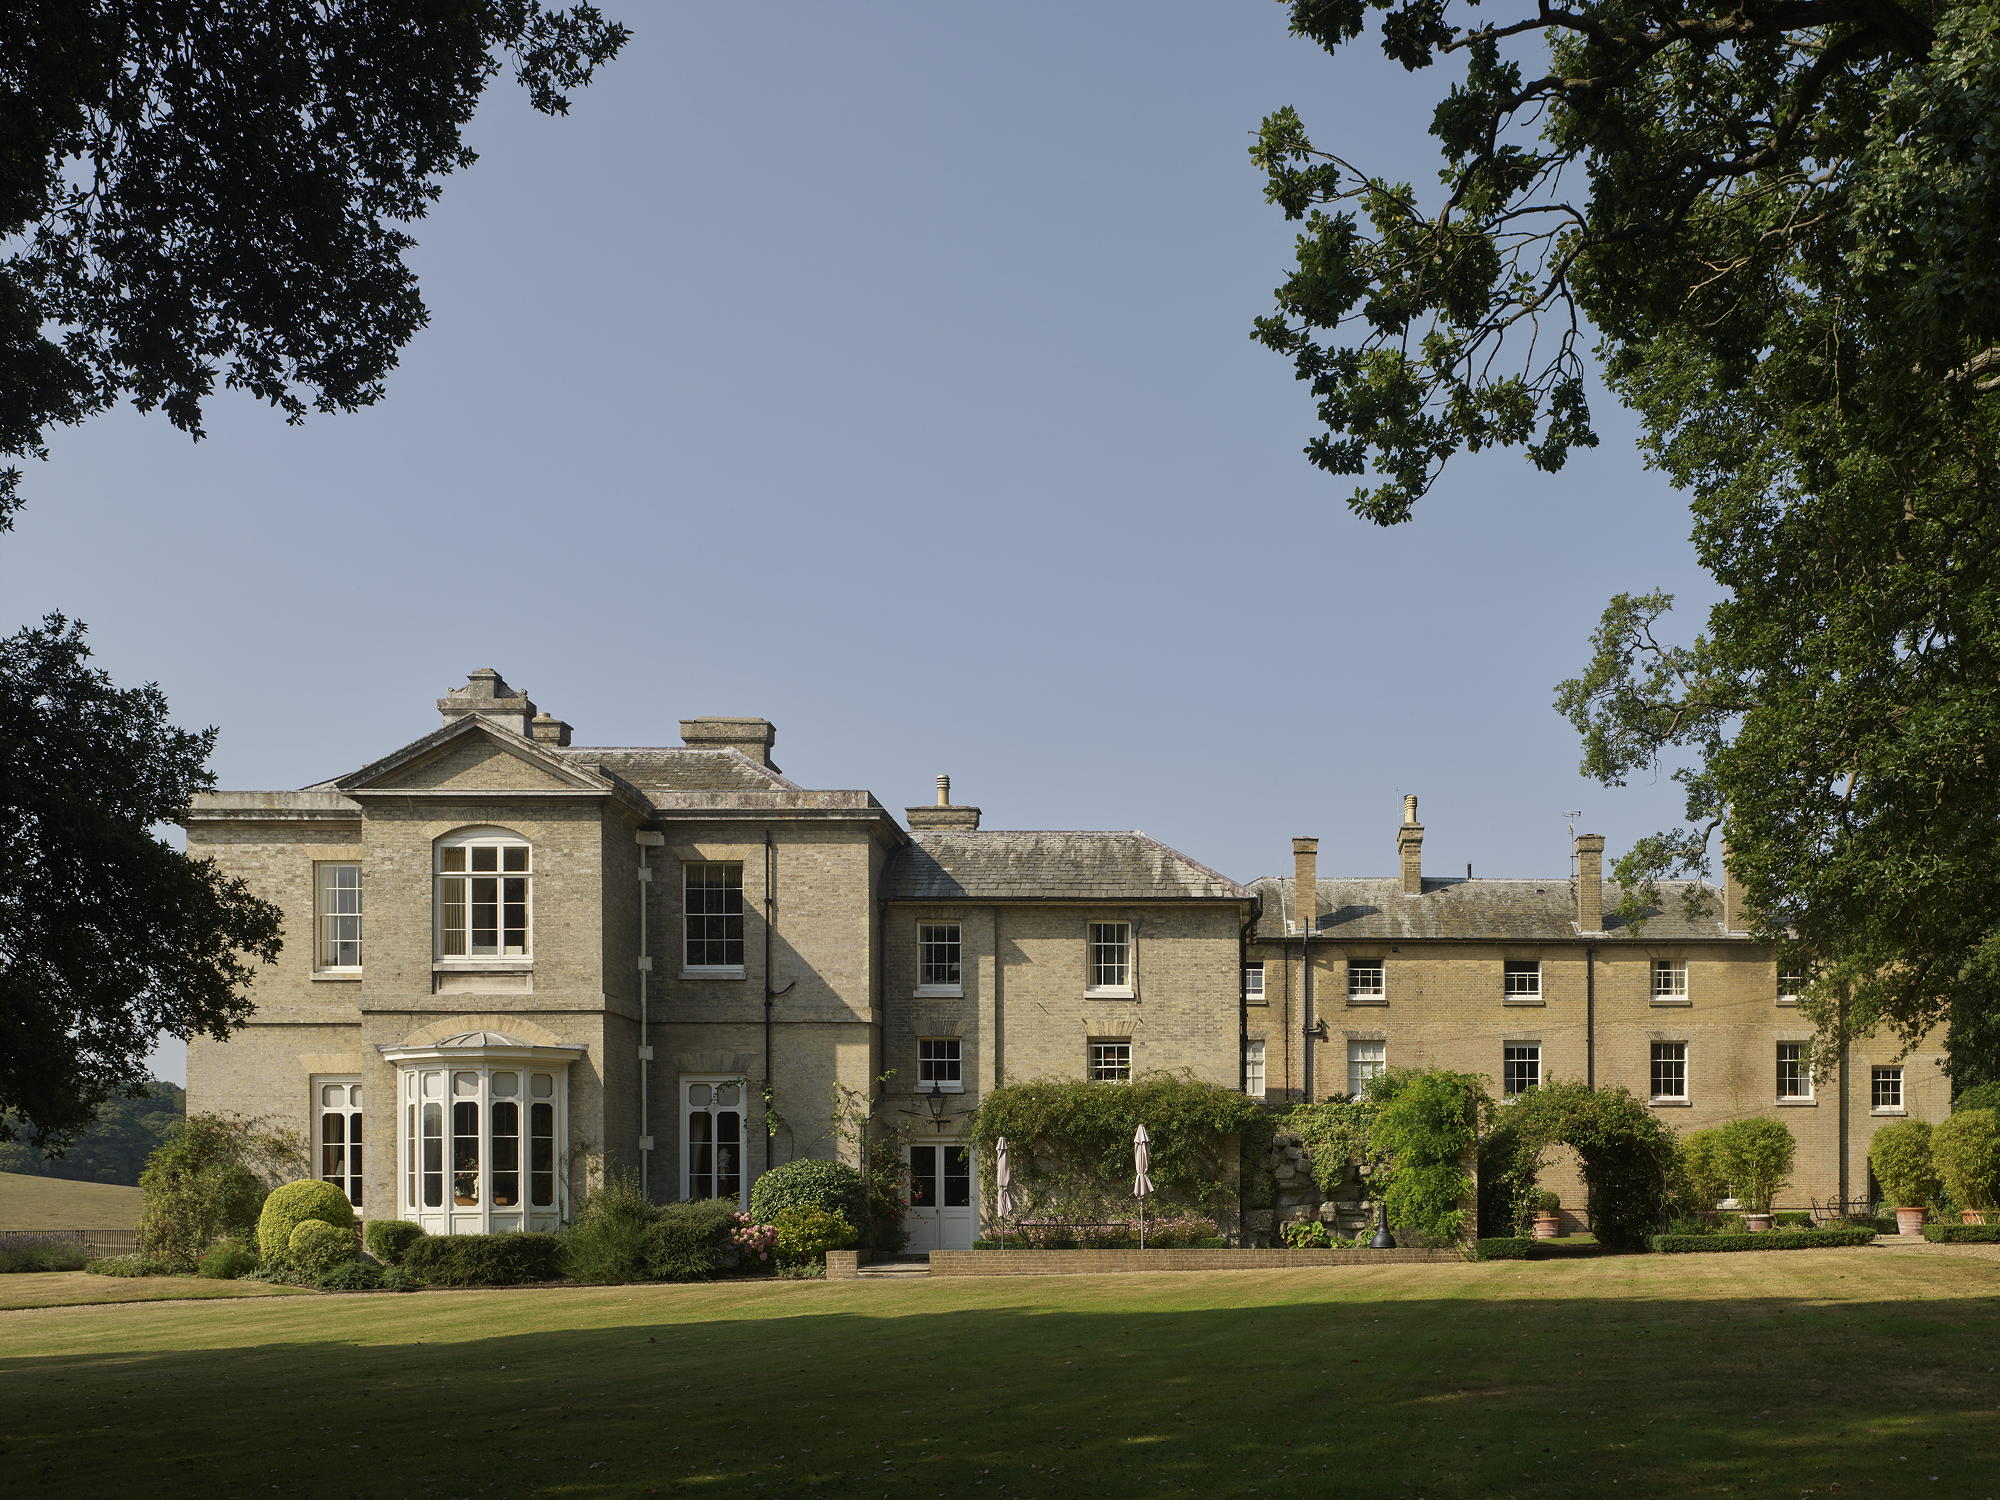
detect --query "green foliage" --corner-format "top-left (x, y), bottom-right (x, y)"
top-left (558, 1171), bottom-right (657, 1285)
top-left (1869, 1120), bottom-right (1942, 1208)
top-left (1649, 1229), bottom-right (1876, 1254)
top-left (1236, 1108), bottom-right (1279, 1211)
top-left (255, 1179), bottom-right (355, 1265)
top-left (1923, 1223), bottom-right (2000, 1244)
top-left (138, 1112), bottom-right (304, 1272)
top-left (774, 1205), bottom-right (858, 1265)
top-left (402, 1232), bottom-right (562, 1288)
top-left (748, 1158), bottom-right (871, 1241)
top-left (287, 1218), bottom-right (357, 1281)
top-left (1369, 1068), bottom-right (1487, 1246)
top-left (0, 1234), bottom-right (90, 1272)
top-left (195, 1239), bottom-right (257, 1280)
top-left (363, 1220), bottom-right (425, 1267)
top-left (1528, 1189), bottom-right (1561, 1215)
top-left (379, 1265), bottom-right (423, 1293)
top-left (645, 1199), bottom-right (742, 1283)
top-left (971, 1073), bottom-right (1262, 1226)
top-left (316, 1260), bottom-right (384, 1292)
top-left (1773, 1211), bottom-right (1815, 1229)
top-left (85, 1253), bottom-right (169, 1276)
top-left (1930, 1109), bottom-right (2000, 1213)
top-left (0, 1080), bottom-right (183, 1184)
top-left (1678, 1128), bottom-right (1730, 1213)
top-left (1713, 1119), bottom-right (1796, 1216)
top-left (1481, 1081), bottom-right (1678, 1250)
top-left (0, 1), bottom-right (629, 528)
top-left (857, 1134), bottom-right (911, 1255)
top-left (1955, 1082), bottom-right (2000, 1115)
top-left (1280, 1095), bottom-right (1380, 1200)
top-left (1473, 1237), bottom-right (1533, 1261)
top-left (1280, 1219), bottom-right (1332, 1249)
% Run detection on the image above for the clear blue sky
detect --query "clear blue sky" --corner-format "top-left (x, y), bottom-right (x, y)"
top-left (0, 4), bottom-right (1715, 1085)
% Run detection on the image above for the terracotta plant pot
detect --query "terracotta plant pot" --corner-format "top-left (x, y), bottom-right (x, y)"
top-left (1895, 1206), bottom-right (1928, 1236)
top-left (1531, 1213), bottom-right (1561, 1240)
top-left (1743, 1213), bottom-right (1774, 1233)
top-left (1961, 1209), bottom-right (1994, 1225)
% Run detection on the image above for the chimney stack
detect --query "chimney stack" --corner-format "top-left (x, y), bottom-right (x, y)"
top-left (1575, 833), bottom-right (1606, 934)
top-left (907, 774), bottom-right (981, 832)
top-left (1398, 795), bottom-right (1425, 896)
top-left (1292, 836), bottom-right (1320, 935)
top-left (679, 716), bottom-right (779, 770)
top-left (437, 669), bottom-right (537, 736)
top-left (1720, 837), bottom-right (1749, 933)
top-left (529, 713), bottom-right (572, 747)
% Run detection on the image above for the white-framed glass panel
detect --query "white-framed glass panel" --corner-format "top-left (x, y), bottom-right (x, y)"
top-left (1777, 1042), bottom-right (1812, 1100)
top-left (1244, 1039), bottom-right (1266, 1098)
top-left (918, 923), bottom-right (962, 991)
top-left (906, 1143), bottom-right (976, 1251)
top-left (683, 863), bottom-right (745, 970)
top-left (1651, 1042), bottom-right (1689, 1101)
top-left (683, 1077), bottom-right (747, 1207)
top-left (1872, 1066), bottom-right (1904, 1111)
top-left (1347, 1039), bottom-right (1386, 1097)
top-left (918, 1037), bottom-right (963, 1090)
top-left (1348, 960), bottom-right (1386, 1001)
top-left (1652, 959), bottom-right (1689, 1001)
top-left (316, 1079), bottom-right (363, 1206)
top-left (393, 1056), bottom-right (569, 1234)
top-left (1088, 922), bottom-right (1133, 993)
top-left (1088, 1039), bottom-right (1132, 1082)
top-left (1502, 1044), bottom-right (1541, 1097)
top-left (1778, 972), bottom-right (1804, 1005)
top-left (1243, 962), bottom-right (1266, 1002)
top-left (435, 830), bottom-right (531, 958)
top-left (1503, 960), bottom-right (1541, 999)
top-left (315, 863), bottom-right (362, 970)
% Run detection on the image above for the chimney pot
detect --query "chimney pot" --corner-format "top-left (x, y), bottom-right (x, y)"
top-left (937, 774), bottom-right (951, 807)
top-left (909, 777), bottom-right (980, 831)
top-left (529, 713), bottom-right (572, 747)
top-left (1403, 794), bottom-right (1419, 826)
top-left (1292, 836), bottom-right (1320, 936)
top-left (1575, 833), bottom-right (1607, 934)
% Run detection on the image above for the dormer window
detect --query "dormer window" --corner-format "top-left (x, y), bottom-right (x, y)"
top-left (436, 830), bottom-right (532, 959)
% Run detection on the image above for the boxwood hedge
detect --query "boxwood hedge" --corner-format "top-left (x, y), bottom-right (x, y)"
top-left (1922, 1222), bottom-right (2000, 1243)
top-left (402, 1231), bottom-right (563, 1287)
top-left (1472, 1236), bottom-right (1533, 1260)
top-left (1648, 1227), bottom-right (1875, 1253)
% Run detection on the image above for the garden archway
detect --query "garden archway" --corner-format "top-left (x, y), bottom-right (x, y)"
top-left (1478, 1081), bottom-right (1679, 1249)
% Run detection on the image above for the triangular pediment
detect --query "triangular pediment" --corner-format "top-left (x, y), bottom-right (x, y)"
top-left (330, 717), bottom-right (613, 795)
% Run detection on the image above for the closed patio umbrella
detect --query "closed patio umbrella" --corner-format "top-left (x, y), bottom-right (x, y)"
top-left (994, 1136), bottom-right (1015, 1246)
top-left (1133, 1124), bottom-right (1153, 1248)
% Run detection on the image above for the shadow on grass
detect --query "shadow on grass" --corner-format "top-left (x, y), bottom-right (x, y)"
top-left (4, 1284), bottom-right (1995, 1499)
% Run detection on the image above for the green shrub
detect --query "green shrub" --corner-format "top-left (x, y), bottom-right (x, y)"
top-left (1369, 1068), bottom-right (1486, 1245)
top-left (364, 1219), bottom-right (426, 1266)
top-left (774, 1205), bottom-right (858, 1265)
top-left (1279, 1219), bottom-right (1332, 1248)
top-left (1678, 1127), bottom-right (1730, 1212)
top-left (1844, 1213), bottom-right (1898, 1234)
top-left (749, 1159), bottom-right (869, 1240)
top-left (559, 1171), bottom-right (658, 1284)
top-left (1931, 1108), bottom-right (2000, 1213)
top-left (196, 1239), bottom-right (258, 1279)
top-left (1528, 1189), bottom-right (1561, 1214)
top-left (380, 1265), bottom-right (423, 1292)
top-left (645, 1198), bottom-right (740, 1282)
top-left (287, 1218), bottom-right (357, 1280)
top-left (137, 1113), bottom-right (304, 1272)
top-left (0, 1235), bottom-right (90, 1273)
top-left (402, 1232), bottom-right (562, 1287)
top-left (1473, 1236), bottom-right (1533, 1260)
top-left (1953, 1081), bottom-right (2000, 1115)
top-left (317, 1259), bottom-right (384, 1291)
top-left (85, 1254), bottom-right (169, 1276)
top-left (1869, 1119), bottom-right (1940, 1207)
top-left (1773, 1211), bottom-right (1815, 1228)
top-left (1922, 1222), bottom-right (2000, 1243)
top-left (1714, 1117), bottom-right (1796, 1214)
top-left (1648, 1227), bottom-right (1875, 1253)
top-left (1480, 1081), bottom-right (1675, 1250)
top-left (256, 1179), bottom-right (356, 1264)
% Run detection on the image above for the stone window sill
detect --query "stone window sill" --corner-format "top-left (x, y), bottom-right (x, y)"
top-left (1775, 1098), bottom-right (1818, 1107)
top-left (1650, 998), bottom-right (1693, 1007)
top-left (1871, 1106), bottom-right (1908, 1117)
top-left (311, 972), bottom-right (363, 983)
top-left (1777, 998), bottom-right (1800, 1007)
top-left (1085, 988), bottom-right (1136, 1001)
top-left (682, 966), bottom-right (746, 981)
top-left (435, 959), bottom-right (533, 973)
top-left (1346, 998), bottom-right (1388, 1007)
top-left (1501, 997), bottom-right (1546, 1007)
top-left (921, 1081), bottom-right (965, 1094)
top-left (914, 985), bottom-right (963, 999)
top-left (1650, 1097), bottom-right (1692, 1108)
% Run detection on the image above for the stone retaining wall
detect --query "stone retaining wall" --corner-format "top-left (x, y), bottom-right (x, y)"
top-left (928, 1247), bottom-right (1459, 1276)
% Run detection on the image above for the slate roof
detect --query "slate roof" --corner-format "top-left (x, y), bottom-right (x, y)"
top-left (886, 831), bottom-right (1248, 902)
top-left (560, 747), bottom-right (800, 792)
top-left (1245, 876), bottom-right (1736, 942)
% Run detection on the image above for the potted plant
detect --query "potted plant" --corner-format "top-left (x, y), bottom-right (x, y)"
top-left (1716, 1117), bottom-right (1795, 1232)
top-left (1528, 1189), bottom-right (1562, 1239)
top-left (1932, 1108), bottom-right (2000, 1224)
top-left (1868, 1119), bottom-right (1940, 1235)
top-left (452, 1171), bottom-right (478, 1207)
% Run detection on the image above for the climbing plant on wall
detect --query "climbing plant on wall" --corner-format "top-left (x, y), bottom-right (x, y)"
top-left (1478, 1081), bottom-right (1681, 1250)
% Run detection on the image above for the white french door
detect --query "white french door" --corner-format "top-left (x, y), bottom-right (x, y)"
top-left (906, 1142), bottom-right (975, 1251)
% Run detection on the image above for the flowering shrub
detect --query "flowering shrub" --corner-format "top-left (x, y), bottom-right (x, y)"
top-left (729, 1213), bottom-right (777, 1264)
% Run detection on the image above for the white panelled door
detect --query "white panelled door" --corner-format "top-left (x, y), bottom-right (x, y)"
top-left (906, 1143), bottom-right (975, 1251)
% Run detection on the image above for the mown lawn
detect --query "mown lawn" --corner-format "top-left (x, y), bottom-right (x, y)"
top-left (4, 1246), bottom-right (1999, 1499)
top-left (0, 1272), bottom-right (309, 1311)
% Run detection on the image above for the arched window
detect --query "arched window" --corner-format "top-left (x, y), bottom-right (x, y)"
top-left (435, 828), bottom-right (532, 959)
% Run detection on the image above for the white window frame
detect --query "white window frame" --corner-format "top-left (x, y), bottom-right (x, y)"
top-left (1244, 1039), bottom-right (1266, 1098)
top-left (682, 1076), bottom-right (750, 1208)
top-left (1651, 958), bottom-right (1690, 1003)
top-left (1243, 962), bottom-right (1266, 1003)
top-left (916, 922), bottom-right (963, 996)
top-left (1347, 1039), bottom-right (1386, 1097)
top-left (1086, 922), bottom-right (1134, 997)
top-left (314, 862), bottom-right (363, 972)
top-left (918, 1037), bottom-right (964, 1092)
top-left (1871, 1066), bottom-right (1905, 1114)
top-left (1502, 1043), bottom-right (1541, 1098)
top-left (682, 862), bottom-right (746, 976)
top-left (315, 1077), bottom-right (364, 1207)
top-left (1651, 1041), bottom-right (1690, 1102)
top-left (1502, 959), bottom-right (1542, 1001)
top-left (434, 829), bottom-right (532, 962)
top-left (395, 1061), bottom-right (568, 1232)
top-left (1777, 1042), bottom-right (1813, 1101)
top-left (1088, 1039), bottom-right (1132, 1082)
top-left (1778, 971), bottom-right (1804, 1006)
top-left (1347, 959), bottom-right (1386, 1003)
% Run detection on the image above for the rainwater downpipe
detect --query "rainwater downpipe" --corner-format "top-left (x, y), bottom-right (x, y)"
top-left (762, 830), bottom-right (796, 1171)
top-left (1584, 941), bottom-right (1597, 1088)
top-left (1301, 927), bottom-right (1315, 1104)
top-left (635, 829), bottom-right (664, 1196)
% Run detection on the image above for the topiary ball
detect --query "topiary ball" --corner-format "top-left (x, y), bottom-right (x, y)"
top-left (289, 1218), bottom-right (358, 1280)
top-left (364, 1219), bottom-right (426, 1266)
top-left (257, 1180), bottom-right (356, 1264)
top-left (748, 1159), bottom-right (868, 1238)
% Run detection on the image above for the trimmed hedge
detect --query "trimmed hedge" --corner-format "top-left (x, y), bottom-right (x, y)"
top-left (1649, 1227), bottom-right (1875, 1254)
top-left (749, 1159), bottom-right (869, 1239)
top-left (402, 1231), bottom-right (563, 1287)
top-left (317, 1260), bottom-right (385, 1291)
top-left (645, 1199), bottom-right (741, 1282)
top-left (1922, 1222), bottom-right (2000, 1243)
top-left (365, 1219), bottom-right (426, 1266)
top-left (288, 1218), bottom-right (358, 1279)
top-left (1473, 1236), bottom-right (1534, 1260)
top-left (257, 1180), bottom-right (355, 1264)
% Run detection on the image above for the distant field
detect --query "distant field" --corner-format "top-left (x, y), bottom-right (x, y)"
top-left (0, 1172), bottom-right (143, 1231)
